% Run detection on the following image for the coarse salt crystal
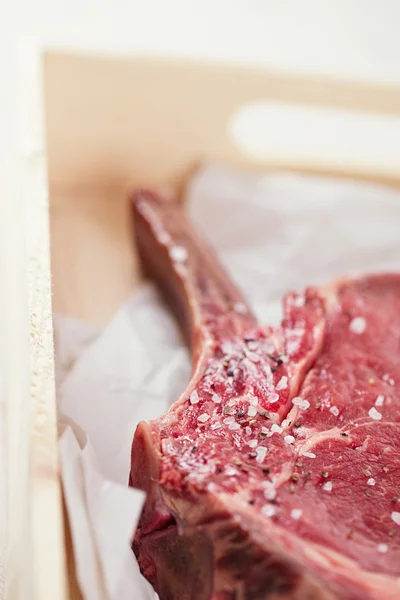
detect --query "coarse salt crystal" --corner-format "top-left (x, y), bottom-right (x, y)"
top-left (301, 451), bottom-right (316, 459)
top-left (245, 426), bottom-right (252, 435)
top-left (290, 508), bottom-right (303, 520)
top-left (170, 246), bottom-right (188, 262)
top-left (212, 393), bottom-right (221, 404)
top-left (261, 426), bottom-right (269, 435)
top-left (225, 466), bottom-right (238, 476)
top-left (263, 482), bottom-right (276, 500)
top-left (256, 446), bottom-right (268, 463)
top-left (211, 422), bottom-right (222, 430)
top-left (294, 426), bottom-right (307, 438)
top-left (293, 397), bottom-right (310, 410)
top-left (377, 543), bottom-right (389, 554)
top-left (223, 416), bottom-right (235, 425)
top-left (367, 478), bottom-right (376, 486)
top-left (368, 407), bottom-right (382, 421)
top-left (234, 302), bottom-right (247, 314)
top-left (248, 405), bottom-right (257, 417)
top-left (391, 511), bottom-right (400, 525)
top-left (198, 413), bottom-right (210, 423)
top-left (284, 435), bottom-right (295, 445)
top-left (247, 341), bottom-right (258, 351)
top-left (271, 424), bottom-right (283, 434)
top-left (375, 395), bottom-right (384, 407)
top-left (268, 393), bottom-right (279, 404)
top-left (329, 406), bottom-right (340, 417)
top-left (229, 422), bottom-right (241, 431)
top-left (248, 439), bottom-right (258, 448)
top-left (249, 396), bottom-right (258, 406)
top-left (293, 296), bottom-right (305, 307)
top-left (276, 376), bottom-right (288, 391)
top-left (383, 373), bottom-right (395, 386)
top-left (197, 464), bottom-right (213, 475)
top-left (190, 390), bottom-right (199, 404)
top-left (246, 351), bottom-right (261, 363)
top-left (323, 481), bottom-right (333, 492)
top-left (349, 316), bottom-right (366, 334)
top-left (262, 504), bottom-right (277, 517)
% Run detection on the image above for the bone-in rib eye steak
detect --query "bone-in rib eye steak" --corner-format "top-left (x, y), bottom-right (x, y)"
top-left (129, 190), bottom-right (400, 600)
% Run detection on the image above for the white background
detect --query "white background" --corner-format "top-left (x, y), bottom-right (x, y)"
top-left (3, 0), bottom-right (400, 81)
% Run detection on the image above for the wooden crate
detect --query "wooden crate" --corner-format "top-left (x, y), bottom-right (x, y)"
top-left (6, 47), bottom-right (400, 600)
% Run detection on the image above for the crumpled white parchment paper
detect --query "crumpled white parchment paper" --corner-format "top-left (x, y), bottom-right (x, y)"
top-left (56, 165), bottom-right (400, 599)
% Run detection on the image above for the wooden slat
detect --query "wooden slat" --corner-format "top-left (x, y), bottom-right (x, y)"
top-left (6, 44), bottom-right (68, 600)
top-left (44, 52), bottom-right (400, 195)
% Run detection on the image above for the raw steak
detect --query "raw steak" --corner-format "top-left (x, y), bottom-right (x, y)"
top-left (129, 190), bottom-right (400, 600)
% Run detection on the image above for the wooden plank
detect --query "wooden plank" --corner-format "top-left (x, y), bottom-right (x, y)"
top-left (6, 44), bottom-right (68, 600)
top-left (43, 52), bottom-right (400, 195)
top-left (25, 152), bottom-right (68, 600)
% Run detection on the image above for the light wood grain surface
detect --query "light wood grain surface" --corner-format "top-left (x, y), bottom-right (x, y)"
top-left (6, 46), bottom-right (68, 600)
top-left (44, 53), bottom-right (400, 196)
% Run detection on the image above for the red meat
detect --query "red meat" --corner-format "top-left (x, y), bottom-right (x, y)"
top-left (129, 190), bottom-right (400, 600)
